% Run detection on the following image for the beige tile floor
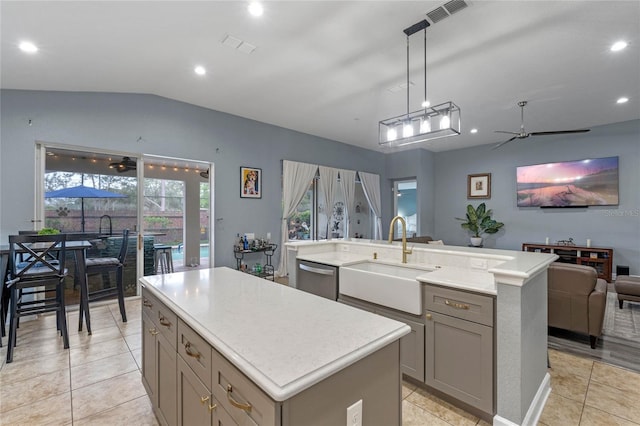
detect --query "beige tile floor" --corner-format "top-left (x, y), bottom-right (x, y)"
top-left (1, 297), bottom-right (640, 425)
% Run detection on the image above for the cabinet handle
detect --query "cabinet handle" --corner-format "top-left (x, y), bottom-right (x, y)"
top-left (200, 395), bottom-right (209, 405)
top-left (143, 299), bottom-right (153, 308)
top-left (425, 313), bottom-right (432, 320)
top-left (149, 328), bottom-right (159, 336)
top-left (227, 384), bottom-right (252, 412)
top-left (445, 299), bottom-right (469, 310)
top-left (208, 403), bottom-right (218, 413)
top-left (159, 316), bottom-right (171, 327)
top-left (184, 341), bottom-right (201, 360)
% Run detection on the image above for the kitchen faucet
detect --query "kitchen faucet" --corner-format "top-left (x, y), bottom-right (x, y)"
top-left (388, 215), bottom-right (412, 263)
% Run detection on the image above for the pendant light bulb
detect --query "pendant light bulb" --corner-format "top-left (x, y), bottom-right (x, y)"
top-left (440, 114), bottom-right (450, 130)
top-left (387, 127), bottom-right (398, 141)
top-left (403, 121), bottom-right (414, 138)
top-left (420, 117), bottom-right (431, 134)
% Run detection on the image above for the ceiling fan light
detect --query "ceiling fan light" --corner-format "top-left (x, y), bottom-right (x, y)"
top-left (617, 97), bottom-right (629, 104)
top-left (421, 100), bottom-right (430, 108)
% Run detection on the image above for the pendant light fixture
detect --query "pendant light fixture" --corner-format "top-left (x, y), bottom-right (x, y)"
top-left (379, 20), bottom-right (461, 148)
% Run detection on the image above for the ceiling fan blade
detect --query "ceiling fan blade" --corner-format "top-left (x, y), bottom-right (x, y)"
top-left (491, 136), bottom-right (518, 150)
top-left (529, 129), bottom-right (591, 136)
top-left (494, 131), bottom-right (520, 135)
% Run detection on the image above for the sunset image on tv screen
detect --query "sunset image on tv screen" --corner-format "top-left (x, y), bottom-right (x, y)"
top-left (516, 157), bottom-right (619, 207)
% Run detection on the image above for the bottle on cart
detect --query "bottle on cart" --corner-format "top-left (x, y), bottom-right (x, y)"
top-left (243, 235), bottom-right (249, 250)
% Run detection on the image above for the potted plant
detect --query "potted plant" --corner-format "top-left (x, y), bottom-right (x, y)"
top-left (456, 203), bottom-right (504, 246)
top-left (37, 227), bottom-right (60, 235)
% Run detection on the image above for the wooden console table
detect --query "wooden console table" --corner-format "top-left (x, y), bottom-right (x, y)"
top-left (522, 243), bottom-right (613, 282)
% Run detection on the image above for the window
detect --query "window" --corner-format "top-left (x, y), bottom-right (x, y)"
top-left (393, 179), bottom-right (417, 238)
top-left (288, 181), bottom-right (314, 240)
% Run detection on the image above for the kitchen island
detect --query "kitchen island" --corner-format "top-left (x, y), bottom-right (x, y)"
top-left (286, 239), bottom-right (558, 426)
top-left (140, 267), bottom-right (410, 425)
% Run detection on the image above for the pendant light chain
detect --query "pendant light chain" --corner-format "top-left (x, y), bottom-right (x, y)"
top-left (424, 28), bottom-right (427, 111)
top-left (406, 34), bottom-right (410, 120)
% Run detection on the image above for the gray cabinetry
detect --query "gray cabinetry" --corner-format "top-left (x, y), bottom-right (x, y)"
top-left (424, 285), bottom-right (494, 414)
top-left (141, 288), bottom-right (177, 426)
top-left (142, 285), bottom-right (402, 426)
top-left (339, 295), bottom-right (425, 381)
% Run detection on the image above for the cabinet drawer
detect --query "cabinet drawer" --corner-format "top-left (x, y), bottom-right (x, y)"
top-left (211, 348), bottom-right (276, 426)
top-left (141, 287), bottom-right (157, 318)
top-left (178, 319), bottom-right (212, 391)
top-left (425, 285), bottom-right (494, 326)
top-left (141, 287), bottom-right (178, 349)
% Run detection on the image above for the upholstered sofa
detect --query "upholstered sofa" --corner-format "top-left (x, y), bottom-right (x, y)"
top-left (547, 262), bottom-right (608, 349)
top-left (614, 275), bottom-right (640, 308)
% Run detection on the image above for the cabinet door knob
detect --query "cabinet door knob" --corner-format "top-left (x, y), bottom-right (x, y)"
top-left (208, 403), bottom-right (218, 413)
top-left (425, 313), bottom-right (432, 320)
top-left (143, 299), bottom-right (153, 308)
top-left (149, 328), bottom-right (159, 336)
top-left (200, 395), bottom-right (209, 404)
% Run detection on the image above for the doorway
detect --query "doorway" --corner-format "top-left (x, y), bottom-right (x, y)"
top-left (393, 179), bottom-right (417, 239)
top-left (38, 145), bottom-right (213, 305)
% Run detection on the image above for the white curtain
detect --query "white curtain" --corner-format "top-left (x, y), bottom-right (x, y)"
top-left (339, 169), bottom-right (356, 239)
top-left (359, 171), bottom-right (383, 240)
top-left (319, 166), bottom-right (340, 239)
top-left (277, 160), bottom-right (318, 277)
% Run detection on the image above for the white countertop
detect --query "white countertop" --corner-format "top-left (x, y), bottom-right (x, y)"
top-left (296, 251), bottom-right (371, 267)
top-left (140, 267), bottom-right (410, 402)
top-left (417, 268), bottom-right (497, 295)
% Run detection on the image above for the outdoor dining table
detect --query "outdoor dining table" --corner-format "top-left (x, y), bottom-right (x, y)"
top-left (0, 239), bottom-right (93, 344)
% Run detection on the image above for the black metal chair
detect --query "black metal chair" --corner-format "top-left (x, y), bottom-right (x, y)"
top-left (5, 234), bottom-right (69, 363)
top-left (79, 229), bottom-right (129, 334)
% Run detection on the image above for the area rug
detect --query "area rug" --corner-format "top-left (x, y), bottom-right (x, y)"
top-left (602, 291), bottom-right (640, 343)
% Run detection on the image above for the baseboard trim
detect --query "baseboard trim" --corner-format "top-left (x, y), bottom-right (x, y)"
top-left (493, 372), bottom-right (551, 426)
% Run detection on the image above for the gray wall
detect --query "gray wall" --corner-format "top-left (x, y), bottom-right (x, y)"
top-left (431, 119), bottom-right (640, 275)
top-left (0, 89), bottom-right (386, 268)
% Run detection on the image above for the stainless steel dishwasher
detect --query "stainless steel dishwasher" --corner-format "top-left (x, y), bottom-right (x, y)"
top-left (296, 259), bottom-right (339, 300)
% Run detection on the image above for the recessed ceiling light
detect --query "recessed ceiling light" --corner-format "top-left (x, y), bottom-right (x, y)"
top-left (470, 128), bottom-right (478, 134)
top-left (248, 2), bottom-right (263, 17)
top-left (194, 66), bottom-right (206, 76)
top-left (421, 100), bottom-right (430, 108)
top-left (610, 41), bottom-right (628, 52)
top-left (617, 97), bottom-right (629, 104)
top-left (19, 41), bottom-right (38, 53)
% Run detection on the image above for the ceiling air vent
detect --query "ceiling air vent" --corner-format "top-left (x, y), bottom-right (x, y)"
top-left (444, 0), bottom-right (469, 15)
top-left (426, 0), bottom-right (471, 24)
top-left (426, 6), bottom-right (449, 24)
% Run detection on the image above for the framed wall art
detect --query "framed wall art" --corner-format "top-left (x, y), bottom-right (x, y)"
top-left (240, 166), bottom-right (262, 199)
top-left (468, 173), bottom-right (491, 199)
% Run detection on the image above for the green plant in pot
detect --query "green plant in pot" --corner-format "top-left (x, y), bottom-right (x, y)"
top-left (37, 227), bottom-right (60, 235)
top-left (456, 203), bottom-right (504, 246)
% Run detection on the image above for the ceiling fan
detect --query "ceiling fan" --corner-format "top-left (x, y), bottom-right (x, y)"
top-left (199, 169), bottom-right (209, 179)
top-left (492, 101), bottom-right (590, 150)
top-left (109, 156), bottom-right (136, 173)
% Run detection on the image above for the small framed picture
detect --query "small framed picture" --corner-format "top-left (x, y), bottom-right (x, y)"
top-left (240, 167), bottom-right (262, 198)
top-left (468, 173), bottom-right (491, 199)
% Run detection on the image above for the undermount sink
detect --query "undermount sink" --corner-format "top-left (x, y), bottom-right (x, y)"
top-left (339, 262), bottom-right (430, 315)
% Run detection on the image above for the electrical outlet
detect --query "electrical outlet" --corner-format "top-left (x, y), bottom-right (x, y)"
top-left (346, 400), bottom-right (362, 426)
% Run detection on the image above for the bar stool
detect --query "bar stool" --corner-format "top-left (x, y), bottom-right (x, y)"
top-left (154, 244), bottom-right (174, 274)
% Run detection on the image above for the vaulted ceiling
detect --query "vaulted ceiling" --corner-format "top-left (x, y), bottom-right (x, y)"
top-left (2, 1), bottom-right (639, 152)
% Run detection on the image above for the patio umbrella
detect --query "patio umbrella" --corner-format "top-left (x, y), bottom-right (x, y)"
top-left (45, 185), bottom-right (127, 232)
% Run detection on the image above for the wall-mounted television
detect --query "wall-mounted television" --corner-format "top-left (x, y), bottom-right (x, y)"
top-left (516, 156), bottom-right (619, 207)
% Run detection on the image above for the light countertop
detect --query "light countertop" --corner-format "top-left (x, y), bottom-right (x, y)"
top-left (417, 268), bottom-right (497, 295)
top-left (140, 267), bottom-right (410, 401)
